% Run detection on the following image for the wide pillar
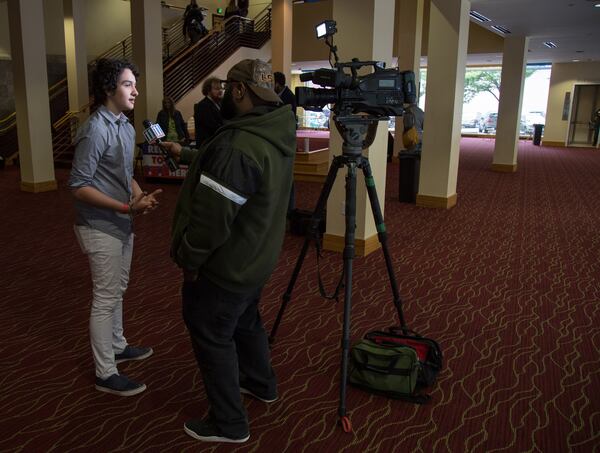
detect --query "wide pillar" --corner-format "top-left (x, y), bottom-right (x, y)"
top-left (323, 0), bottom-right (395, 256)
top-left (63, 0), bottom-right (89, 121)
top-left (393, 0), bottom-right (424, 157)
top-left (416, 0), bottom-right (470, 209)
top-left (271, 0), bottom-right (293, 77)
top-left (131, 0), bottom-right (163, 143)
top-left (8, 0), bottom-right (57, 192)
top-left (492, 36), bottom-right (529, 173)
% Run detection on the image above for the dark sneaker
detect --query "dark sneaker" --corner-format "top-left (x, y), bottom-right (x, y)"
top-left (184, 418), bottom-right (249, 443)
top-left (240, 387), bottom-right (278, 403)
top-left (115, 345), bottom-right (153, 364)
top-left (95, 374), bottom-right (146, 396)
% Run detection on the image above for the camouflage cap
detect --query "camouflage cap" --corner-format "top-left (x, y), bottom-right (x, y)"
top-left (226, 59), bottom-right (282, 104)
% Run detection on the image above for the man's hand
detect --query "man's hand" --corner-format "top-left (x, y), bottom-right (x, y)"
top-left (130, 189), bottom-right (163, 215)
top-left (160, 141), bottom-right (183, 161)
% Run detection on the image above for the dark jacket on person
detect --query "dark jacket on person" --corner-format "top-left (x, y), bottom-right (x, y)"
top-left (278, 85), bottom-right (297, 120)
top-left (194, 97), bottom-right (223, 146)
top-left (156, 109), bottom-right (190, 141)
top-left (171, 104), bottom-right (296, 293)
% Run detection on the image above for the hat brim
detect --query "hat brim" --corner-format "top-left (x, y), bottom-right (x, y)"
top-left (246, 83), bottom-right (282, 104)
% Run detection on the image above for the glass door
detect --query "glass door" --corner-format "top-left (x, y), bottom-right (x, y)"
top-left (567, 84), bottom-right (600, 147)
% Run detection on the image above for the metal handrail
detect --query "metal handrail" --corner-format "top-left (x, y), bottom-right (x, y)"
top-left (164, 6), bottom-right (272, 103)
top-left (1, 5), bottom-right (272, 162)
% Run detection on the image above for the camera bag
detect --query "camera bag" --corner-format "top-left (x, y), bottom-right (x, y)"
top-left (366, 328), bottom-right (443, 387)
top-left (348, 327), bottom-right (442, 403)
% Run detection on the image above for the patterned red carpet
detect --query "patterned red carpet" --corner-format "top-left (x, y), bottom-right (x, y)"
top-left (0, 138), bottom-right (598, 452)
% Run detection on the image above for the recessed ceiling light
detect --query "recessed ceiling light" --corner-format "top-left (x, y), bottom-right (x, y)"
top-left (491, 25), bottom-right (511, 34)
top-left (469, 11), bottom-right (491, 22)
top-left (595, 3), bottom-right (600, 7)
top-left (543, 41), bottom-right (558, 49)
top-left (572, 59), bottom-right (580, 62)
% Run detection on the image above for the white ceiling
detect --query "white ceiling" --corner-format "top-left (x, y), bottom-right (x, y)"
top-left (291, 0), bottom-right (600, 69)
top-left (469, 0), bottom-right (600, 65)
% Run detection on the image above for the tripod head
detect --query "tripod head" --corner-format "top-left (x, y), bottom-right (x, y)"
top-left (334, 114), bottom-right (381, 157)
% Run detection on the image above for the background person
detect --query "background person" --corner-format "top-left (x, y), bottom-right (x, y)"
top-left (163, 59), bottom-right (296, 443)
top-left (402, 103), bottom-right (425, 153)
top-left (69, 58), bottom-right (162, 397)
top-left (156, 96), bottom-right (190, 143)
top-left (273, 71), bottom-right (297, 218)
top-left (193, 77), bottom-right (224, 146)
top-left (183, 0), bottom-right (208, 45)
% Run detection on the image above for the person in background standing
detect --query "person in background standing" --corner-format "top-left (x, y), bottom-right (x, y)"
top-left (273, 71), bottom-right (297, 218)
top-left (183, 0), bottom-right (208, 45)
top-left (193, 77), bottom-right (224, 146)
top-left (273, 71), bottom-right (296, 123)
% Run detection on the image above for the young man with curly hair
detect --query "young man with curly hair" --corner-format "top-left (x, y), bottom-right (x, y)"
top-left (69, 58), bottom-right (162, 396)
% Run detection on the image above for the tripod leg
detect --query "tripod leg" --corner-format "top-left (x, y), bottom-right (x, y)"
top-left (269, 156), bottom-right (346, 342)
top-left (338, 161), bottom-right (357, 428)
top-left (360, 158), bottom-right (408, 332)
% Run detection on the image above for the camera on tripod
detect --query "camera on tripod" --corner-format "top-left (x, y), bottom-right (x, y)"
top-left (296, 20), bottom-right (416, 119)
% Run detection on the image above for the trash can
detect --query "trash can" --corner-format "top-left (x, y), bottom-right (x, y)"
top-left (399, 152), bottom-right (421, 203)
top-left (533, 124), bottom-right (544, 146)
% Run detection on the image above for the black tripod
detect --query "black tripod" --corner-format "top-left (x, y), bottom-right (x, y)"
top-left (269, 116), bottom-right (407, 433)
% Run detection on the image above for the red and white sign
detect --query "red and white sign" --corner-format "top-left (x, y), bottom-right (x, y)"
top-left (141, 144), bottom-right (188, 179)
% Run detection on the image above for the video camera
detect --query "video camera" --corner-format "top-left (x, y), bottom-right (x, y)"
top-left (296, 20), bottom-right (416, 119)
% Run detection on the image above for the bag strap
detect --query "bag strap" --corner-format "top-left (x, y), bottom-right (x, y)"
top-left (315, 234), bottom-right (344, 301)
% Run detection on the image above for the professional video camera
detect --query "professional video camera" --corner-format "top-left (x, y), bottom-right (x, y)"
top-left (296, 20), bottom-right (416, 119)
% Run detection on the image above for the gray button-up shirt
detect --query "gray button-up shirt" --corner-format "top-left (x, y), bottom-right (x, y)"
top-left (69, 105), bottom-right (136, 241)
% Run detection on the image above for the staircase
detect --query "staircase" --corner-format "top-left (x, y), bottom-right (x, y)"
top-left (0, 7), bottom-right (272, 168)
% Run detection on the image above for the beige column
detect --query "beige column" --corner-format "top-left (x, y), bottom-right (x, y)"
top-left (393, 0), bottom-right (424, 157)
top-left (492, 35), bottom-right (529, 173)
top-left (8, 0), bottom-right (56, 193)
top-left (131, 0), bottom-right (163, 143)
top-left (63, 0), bottom-right (89, 121)
top-left (323, 0), bottom-right (395, 256)
top-left (416, 0), bottom-right (470, 209)
top-left (271, 0), bottom-right (293, 76)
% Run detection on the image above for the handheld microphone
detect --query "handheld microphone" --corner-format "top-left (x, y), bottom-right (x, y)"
top-left (142, 119), bottom-right (179, 172)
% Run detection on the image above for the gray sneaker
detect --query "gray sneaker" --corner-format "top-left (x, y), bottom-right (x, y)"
top-left (115, 345), bottom-right (153, 364)
top-left (95, 374), bottom-right (146, 396)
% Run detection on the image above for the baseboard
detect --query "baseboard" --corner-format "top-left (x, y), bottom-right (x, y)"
top-left (541, 140), bottom-right (565, 147)
top-left (322, 232), bottom-right (381, 256)
top-left (415, 193), bottom-right (457, 209)
top-left (491, 163), bottom-right (517, 172)
top-left (20, 179), bottom-right (58, 193)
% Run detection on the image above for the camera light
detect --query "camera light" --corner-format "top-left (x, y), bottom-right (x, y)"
top-left (315, 20), bottom-right (336, 39)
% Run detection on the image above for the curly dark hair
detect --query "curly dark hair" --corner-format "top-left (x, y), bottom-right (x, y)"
top-left (202, 77), bottom-right (221, 96)
top-left (91, 58), bottom-right (139, 108)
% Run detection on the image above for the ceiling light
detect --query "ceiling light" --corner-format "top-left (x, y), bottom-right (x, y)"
top-left (469, 11), bottom-right (491, 22)
top-left (543, 41), bottom-right (558, 49)
top-left (595, 3), bottom-right (600, 7)
top-left (491, 25), bottom-right (511, 34)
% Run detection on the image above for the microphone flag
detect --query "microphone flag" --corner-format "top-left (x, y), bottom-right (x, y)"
top-left (143, 122), bottom-right (165, 143)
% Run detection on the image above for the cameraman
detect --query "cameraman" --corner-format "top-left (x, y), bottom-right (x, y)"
top-left (161, 59), bottom-right (296, 443)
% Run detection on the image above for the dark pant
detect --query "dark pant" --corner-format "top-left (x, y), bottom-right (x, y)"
top-left (182, 277), bottom-right (276, 437)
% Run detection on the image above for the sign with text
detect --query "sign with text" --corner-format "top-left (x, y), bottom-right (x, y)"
top-left (141, 144), bottom-right (188, 179)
